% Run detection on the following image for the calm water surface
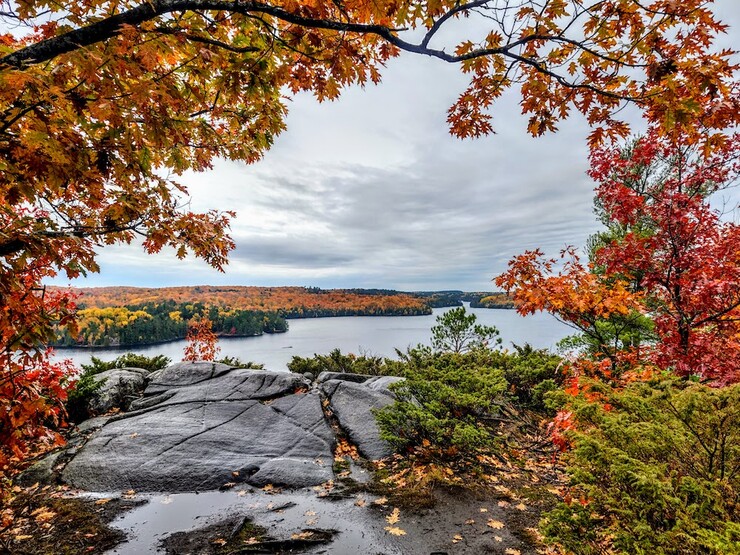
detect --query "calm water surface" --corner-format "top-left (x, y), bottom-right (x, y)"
top-left (56, 305), bottom-right (572, 371)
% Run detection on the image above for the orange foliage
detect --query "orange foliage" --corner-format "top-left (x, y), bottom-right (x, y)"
top-left (183, 318), bottom-right (220, 362)
top-left (64, 286), bottom-right (429, 315)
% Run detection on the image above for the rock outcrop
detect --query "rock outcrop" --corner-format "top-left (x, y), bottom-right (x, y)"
top-left (58, 363), bottom-right (403, 493)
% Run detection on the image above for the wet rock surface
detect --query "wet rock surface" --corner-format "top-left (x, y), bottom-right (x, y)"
top-left (60, 363), bottom-right (400, 493)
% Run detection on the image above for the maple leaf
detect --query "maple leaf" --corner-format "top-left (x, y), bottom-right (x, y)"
top-left (487, 519), bottom-right (505, 529)
top-left (385, 526), bottom-right (407, 536)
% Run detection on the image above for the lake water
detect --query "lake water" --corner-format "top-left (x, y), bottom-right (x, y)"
top-left (55, 305), bottom-right (572, 371)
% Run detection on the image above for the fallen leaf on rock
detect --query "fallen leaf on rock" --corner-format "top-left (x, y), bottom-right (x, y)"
top-left (306, 517), bottom-right (319, 526)
top-left (498, 500), bottom-right (510, 508)
top-left (386, 508), bottom-right (401, 525)
top-left (129, 433), bottom-right (138, 439)
top-left (385, 526), bottom-right (406, 536)
top-left (494, 535), bottom-right (503, 542)
top-left (373, 497), bottom-right (388, 505)
top-left (515, 503), bottom-right (528, 511)
top-left (94, 498), bottom-right (112, 505)
top-left (304, 510), bottom-right (317, 516)
top-left (354, 497), bottom-right (366, 507)
top-left (452, 534), bottom-right (463, 543)
top-left (291, 531), bottom-right (314, 540)
top-left (465, 519), bottom-right (475, 525)
top-left (211, 538), bottom-right (227, 546)
top-left (479, 507), bottom-right (488, 513)
top-left (504, 549), bottom-right (521, 555)
top-left (122, 490), bottom-right (136, 499)
top-left (487, 519), bottom-right (505, 529)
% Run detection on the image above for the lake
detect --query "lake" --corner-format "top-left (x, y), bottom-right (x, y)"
top-left (55, 305), bottom-right (573, 370)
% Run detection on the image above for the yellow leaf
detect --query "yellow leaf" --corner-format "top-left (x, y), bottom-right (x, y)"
top-left (487, 519), bottom-right (505, 529)
top-left (452, 534), bottom-right (463, 543)
top-left (385, 526), bottom-right (406, 536)
top-left (386, 507), bottom-right (401, 525)
top-left (505, 549), bottom-right (521, 555)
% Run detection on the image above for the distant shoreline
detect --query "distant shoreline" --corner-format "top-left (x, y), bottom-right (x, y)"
top-left (52, 304), bottom-right (515, 351)
top-left (52, 330), bottom-right (283, 351)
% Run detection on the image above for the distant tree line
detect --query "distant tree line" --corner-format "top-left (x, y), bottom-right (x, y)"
top-left (54, 299), bottom-right (288, 347)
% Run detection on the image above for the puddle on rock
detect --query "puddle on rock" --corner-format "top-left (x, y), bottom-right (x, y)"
top-left (104, 487), bottom-right (400, 554)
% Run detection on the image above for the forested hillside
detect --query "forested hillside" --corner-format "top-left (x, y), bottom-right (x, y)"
top-left (53, 286), bottom-right (435, 347)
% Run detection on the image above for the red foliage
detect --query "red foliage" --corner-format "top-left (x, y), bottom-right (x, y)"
top-left (498, 131), bottom-right (740, 385)
top-left (590, 131), bottom-right (740, 385)
top-left (0, 350), bottom-right (75, 478)
top-left (183, 318), bottom-right (220, 362)
top-left (1, 208), bottom-right (79, 481)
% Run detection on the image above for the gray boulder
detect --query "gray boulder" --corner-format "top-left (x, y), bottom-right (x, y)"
top-left (88, 368), bottom-right (149, 414)
top-left (321, 376), bottom-right (404, 460)
top-left (63, 369), bottom-right (332, 492)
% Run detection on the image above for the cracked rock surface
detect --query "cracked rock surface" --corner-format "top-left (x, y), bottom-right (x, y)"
top-left (320, 375), bottom-right (404, 460)
top-left (61, 362), bottom-right (401, 493)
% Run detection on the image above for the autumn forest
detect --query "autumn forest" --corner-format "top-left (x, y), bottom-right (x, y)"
top-left (55, 286), bottom-right (495, 347)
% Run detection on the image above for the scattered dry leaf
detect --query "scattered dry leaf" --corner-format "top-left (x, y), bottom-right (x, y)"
top-left (373, 497), bottom-right (388, 505)
top-left (385, 526), bottom-right (406, 536)
top-left (31, 508), bottom-right (55, 523)
top-left (452, 534), bottom-right (463, 543)
top-left (386, 508), bottom-right (401, 525)
top-left (487, 519), bottom-right (505, 529)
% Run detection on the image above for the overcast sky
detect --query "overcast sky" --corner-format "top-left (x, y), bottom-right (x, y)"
top-left (48, 2), bottom-right (740, 292)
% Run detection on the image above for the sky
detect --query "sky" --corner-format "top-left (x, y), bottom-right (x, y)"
top-left (47, 2), bottom-right (740, 292)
